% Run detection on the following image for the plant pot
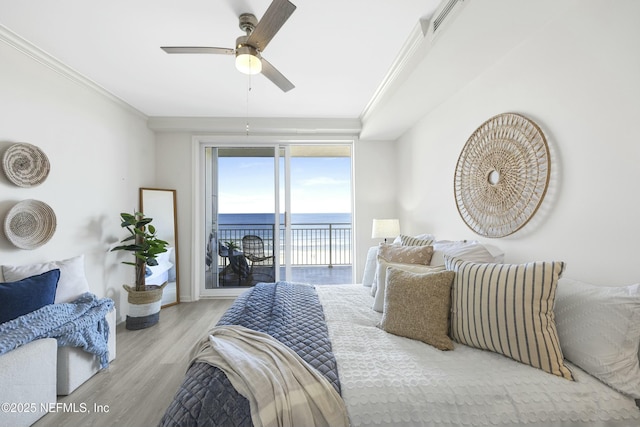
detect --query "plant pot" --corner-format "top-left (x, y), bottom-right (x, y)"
top-left (123, 282), bottom-right (167, 330)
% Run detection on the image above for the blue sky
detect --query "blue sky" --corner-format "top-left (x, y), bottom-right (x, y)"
top-left (218, 156), bottom-right (351, 214)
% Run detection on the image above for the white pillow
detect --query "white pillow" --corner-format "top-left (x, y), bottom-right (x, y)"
top-left (372, 257), bottom-right (444, 312)
top-left (430, 240), bottom-right (497, 266)
top-left (555, 278), bottom-right (640, 398)
top-left (362, 246), bottom-right (379, 288)
top-left (482, 243), bottom-right (505, 263)
top-left (371, 275), bottom-right (378, 297)
top-left (2, 255), bottom-right (90, 303)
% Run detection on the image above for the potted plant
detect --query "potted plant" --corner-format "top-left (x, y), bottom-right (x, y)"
top-left (224, 240), bottom-right (240, 254)
top-left (112, 211), bottom-right (169, 330)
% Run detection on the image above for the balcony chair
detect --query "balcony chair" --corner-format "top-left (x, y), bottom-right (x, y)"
top-left (242, 235), bottom-right (275, 283)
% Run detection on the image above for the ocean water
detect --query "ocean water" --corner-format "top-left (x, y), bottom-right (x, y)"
top-left (219, 213), bottom-right (351, 227)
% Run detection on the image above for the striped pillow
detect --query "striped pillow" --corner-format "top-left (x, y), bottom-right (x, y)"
top-left (445, 256), bottom-right (573, 380)
top-left (399, 234), bottom-right (434, 246)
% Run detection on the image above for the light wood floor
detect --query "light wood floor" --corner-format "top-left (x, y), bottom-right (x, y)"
top-left (33, 298), bottom-right (235, 427)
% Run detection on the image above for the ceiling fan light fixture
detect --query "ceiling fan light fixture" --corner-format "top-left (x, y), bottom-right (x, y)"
top-left (162, 0), bottom-right (296, 91)
top-left (235, 45), bottom-right (262, 75)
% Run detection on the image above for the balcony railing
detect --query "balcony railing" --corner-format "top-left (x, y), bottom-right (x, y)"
top-left (217, 222), bottom-right (351, 267)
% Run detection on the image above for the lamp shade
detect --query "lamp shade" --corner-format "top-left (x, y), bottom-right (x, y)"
top-left (372, 219), bottom-right (400, 239)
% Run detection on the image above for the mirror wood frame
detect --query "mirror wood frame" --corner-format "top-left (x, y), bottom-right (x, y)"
top-left (140, 187), bottom-right (180, 308)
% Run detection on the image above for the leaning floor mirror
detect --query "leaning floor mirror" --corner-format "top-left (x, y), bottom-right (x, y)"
top-left (140, 188), bottom-right (180, 308)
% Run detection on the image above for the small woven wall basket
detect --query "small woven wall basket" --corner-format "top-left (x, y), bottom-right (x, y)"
top-left (454, 113), bottom-right (550, 238)
top-left (4, 199), bottom-right (57, 250)
top-left (2, 142), bottom-right (50, 187)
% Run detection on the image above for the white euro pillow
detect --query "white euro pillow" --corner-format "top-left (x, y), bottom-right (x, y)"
top-left (362, 246), bottom-right (378, 288)
top-left (2, 255), bottom-right (90, 304)
top-left (554, 277), bottom-right (640, 398)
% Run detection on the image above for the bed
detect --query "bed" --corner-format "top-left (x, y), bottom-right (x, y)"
top-left (160, 239), bottom-right (640, 427)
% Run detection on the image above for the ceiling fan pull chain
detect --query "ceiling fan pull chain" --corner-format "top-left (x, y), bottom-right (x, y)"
top-left (246, 74), bottom-right (252, 136)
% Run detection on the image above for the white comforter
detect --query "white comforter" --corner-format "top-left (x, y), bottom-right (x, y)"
top-left (315, 284), bottom-right (640, 427)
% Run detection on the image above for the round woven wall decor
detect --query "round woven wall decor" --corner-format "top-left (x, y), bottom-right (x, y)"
top-left (4, 199), bottom-right (57, 250)
top-left (454, 113), bottom-right (550, 238)
top-left (2, 142), bottom-right (50, 187)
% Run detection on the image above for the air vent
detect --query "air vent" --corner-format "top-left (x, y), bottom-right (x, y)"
top-left (433, 0), bottom-right (462, 33)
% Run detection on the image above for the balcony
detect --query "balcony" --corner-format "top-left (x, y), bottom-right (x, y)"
top-left (213, 221), bottom-right (353, 287)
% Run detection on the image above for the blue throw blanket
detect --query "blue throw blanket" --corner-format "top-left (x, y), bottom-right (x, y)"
top-left (0, 292), bottom-right (114, 368)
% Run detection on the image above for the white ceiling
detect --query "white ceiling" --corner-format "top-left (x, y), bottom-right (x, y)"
top-left (0, 0), bottom-right (441, 119)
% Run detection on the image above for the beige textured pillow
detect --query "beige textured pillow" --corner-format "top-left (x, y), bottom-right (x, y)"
top-left (445, 256), bottom-right (573, 380)
top-left (378, 243), bottom-right (433, 265)
top-left (378, 268), bottom-right (455, 351)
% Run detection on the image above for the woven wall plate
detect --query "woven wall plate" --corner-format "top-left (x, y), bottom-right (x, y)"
top-left (2, 142), bottom-right (50, 187)
top-left (454, 113), bottom-right (550, 238)
top-left (4, 199), bottom-right (57, 250)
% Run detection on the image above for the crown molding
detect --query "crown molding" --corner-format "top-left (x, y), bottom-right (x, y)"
top-left (0, 24), bottom-right (147, 119)
top-left (359, 19), bottom-right (430, 124)
top-left (147, 116), bottom-right (361, 136)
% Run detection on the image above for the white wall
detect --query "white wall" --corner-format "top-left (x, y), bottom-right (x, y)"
top-left (155, 132), bottom-right (193, 302)
top-left (353, 139), bottom-right (397, 282)
top-left (0, 40), bottom-right (156, 322)
top-left (394, 0), bottom-right (640, 285)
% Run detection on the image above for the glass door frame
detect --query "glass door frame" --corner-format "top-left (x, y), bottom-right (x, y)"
top-left (192, 135), bottom-right (356, 299)
top-left (281, 145), bottom-right (292, 282)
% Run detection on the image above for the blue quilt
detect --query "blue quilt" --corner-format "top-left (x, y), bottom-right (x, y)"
top-left (0, 292), bottom-right (113, 368)
top-left (159, 282), bottom-right (341, 427)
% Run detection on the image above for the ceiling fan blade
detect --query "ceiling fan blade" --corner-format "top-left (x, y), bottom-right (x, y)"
top-left (161, 46), bottom-right (234, 55)
top-left (247, 0), bottom-right (296, 51)
top-left (260, 57), bottom-right (294, 92)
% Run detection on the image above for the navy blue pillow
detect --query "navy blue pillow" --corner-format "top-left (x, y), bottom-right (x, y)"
top-left (0, 269), bottom-right (60, 324)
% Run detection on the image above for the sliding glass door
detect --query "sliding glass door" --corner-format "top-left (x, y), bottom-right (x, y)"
top-left (205, 146), bottom-right (278, 290)
top-left (283, 145), bottom-right (353, 284)
top-left (202, 143), bottom-right (352, 296)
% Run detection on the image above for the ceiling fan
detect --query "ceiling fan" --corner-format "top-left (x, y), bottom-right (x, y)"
top-left (161, 0), bottom-right (296, 92)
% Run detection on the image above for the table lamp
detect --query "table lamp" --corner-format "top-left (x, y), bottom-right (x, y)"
top-left (371, 219), bottom-right (400, 243)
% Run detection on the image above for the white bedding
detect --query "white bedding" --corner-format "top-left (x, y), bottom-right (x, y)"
top-left (315, 284), bottom-right (640, 427)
